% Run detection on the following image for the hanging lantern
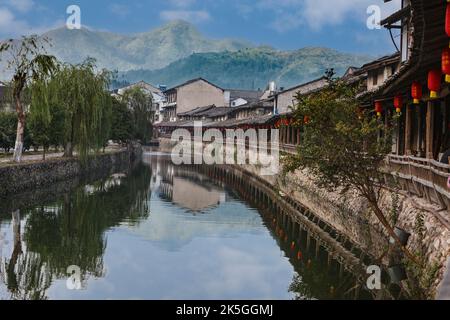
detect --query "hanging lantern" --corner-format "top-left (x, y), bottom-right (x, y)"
top-left (443, 48), bottom-right (450, 83)
top-left (446, 4), bottom-right (450, 47)
top-left (375, 101), bottom-right (383, 117)
top-left (394, 95), bottom-right (403, 113)
top-left (428, 69), bottom-right (442, 99)
top-left (411, 82), bottom-right (422, 104)
top-left (304, 116), bottom-right (310, 124)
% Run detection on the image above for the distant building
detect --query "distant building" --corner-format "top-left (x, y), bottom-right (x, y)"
top-left (162, 78), bottom-right (228, 122)
top-left (235, 100), bottom-right (274, 120)
top-left (0, 84), bottom-right (13, 113)
top-left (161, 78), bottom-right (266, 122)
top-left (227, 89), bottom-right (264, 107)
top-left (360, 53), bottom-right (401, 92)
top-left (272, 77), bottom-right (329, 114)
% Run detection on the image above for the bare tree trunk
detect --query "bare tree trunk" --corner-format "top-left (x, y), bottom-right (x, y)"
top-left (64, 142), bottom-right (73, 157)
top-left (7, 210), bottom-right (22, 292)
top-left (369, 202), bottom-right (421, 265)
top-left (12, 96), bottom-right (25, 163)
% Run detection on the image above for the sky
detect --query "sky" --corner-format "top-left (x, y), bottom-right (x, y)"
top-left (0, 0), bottom-right (402, 55)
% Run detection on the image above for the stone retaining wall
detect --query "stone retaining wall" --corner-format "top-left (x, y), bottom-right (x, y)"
top-left (0, 143), bottom-right (142, 198)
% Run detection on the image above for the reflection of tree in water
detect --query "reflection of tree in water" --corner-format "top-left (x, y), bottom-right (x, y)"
top-left (288, 263), bottom-right (366, 300)
top-left (0, 210), bottom-right (52, 300)
top-left (0, 163), bottom-right (152, 299)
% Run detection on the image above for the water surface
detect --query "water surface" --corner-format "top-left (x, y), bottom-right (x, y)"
top-left (0, 153), bottom-right (370, 300)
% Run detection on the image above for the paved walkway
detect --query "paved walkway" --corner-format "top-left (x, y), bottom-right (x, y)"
top-left (0, 152), bottom-right (64, 164)
top-left (0, 146), bottom-right (124, 164)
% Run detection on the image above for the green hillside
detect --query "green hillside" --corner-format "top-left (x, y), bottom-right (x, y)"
top-left (42, 20), bottom-right (252, 71)
top-left (120, 47), bottom-right (373, 90)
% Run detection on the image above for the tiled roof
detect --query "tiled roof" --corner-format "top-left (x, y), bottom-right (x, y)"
top-left (166, 78), bottom-right (223, 92)
top-left (360, 0), bottom-right (445, 102)
top-left (178, 105), bottom-right (216, 117)
top-left (228, 89), bottom-right (264, 102)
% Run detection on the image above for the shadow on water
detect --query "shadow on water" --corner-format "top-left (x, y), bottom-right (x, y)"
top-left (0, 153), bottom-right (408, 300)
top-left (0, 162), bottom-right (152, 300)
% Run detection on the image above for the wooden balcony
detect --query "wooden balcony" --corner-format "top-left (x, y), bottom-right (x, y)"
top-left (386, 155), bottom-right (450, 210)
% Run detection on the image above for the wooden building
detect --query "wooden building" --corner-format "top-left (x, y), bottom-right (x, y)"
top-left (360, 0), bottom-right (450, 211)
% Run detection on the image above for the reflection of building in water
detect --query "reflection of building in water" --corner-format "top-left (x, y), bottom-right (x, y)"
top-left (146, 153), bottom-right (227, 212)
top-left (171, 177), bottom-right (226, 212)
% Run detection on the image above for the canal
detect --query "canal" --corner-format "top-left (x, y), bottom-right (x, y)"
top-left (0, 153), bottom-right (374, 300)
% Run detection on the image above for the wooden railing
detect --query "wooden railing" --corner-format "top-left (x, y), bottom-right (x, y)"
top-left (158, 133), bottom-right (450, 212)
top-left (386, 155), bottom-right (450, 209)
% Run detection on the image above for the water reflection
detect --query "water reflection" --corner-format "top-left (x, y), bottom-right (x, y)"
top-left (0, 164), bottom-right (151, 299)
top-left (1, 154), bottom-right (379, 300)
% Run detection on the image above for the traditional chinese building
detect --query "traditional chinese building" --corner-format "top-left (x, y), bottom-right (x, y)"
top-left (360, 0), bottom-right (450, 211)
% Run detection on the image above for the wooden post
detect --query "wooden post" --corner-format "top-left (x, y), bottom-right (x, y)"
top-left (287, 126), bottom-right (291, 144)
top-left (404, 104), bottom-right (412, 155)
top-left (426, 101), bottom-right (435, 159)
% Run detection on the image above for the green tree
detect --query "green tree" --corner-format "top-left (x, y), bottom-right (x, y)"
top-left (0, 112), bottom-right (17, 153)
top-left (110, 98), bottom-right (133, 144)
top-left (0, 36), bottom-right (57, 162)
top-left (28, 77), bottom-right (52, 159)
top-left (122, 87), bottom-right (154, 144)
top-left (43, 59), bottom-right (112, 160)
top-left (283, 77), bottom-right (418, 263)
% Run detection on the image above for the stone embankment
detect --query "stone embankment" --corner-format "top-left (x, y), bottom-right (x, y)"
top-left (0, 143), bottom-right (142, 198)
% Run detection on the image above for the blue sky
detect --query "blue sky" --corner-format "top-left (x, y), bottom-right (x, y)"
top-left (0, 0), bottom-right (401, 55)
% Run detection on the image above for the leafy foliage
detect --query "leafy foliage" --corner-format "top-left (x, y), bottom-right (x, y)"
top-left (0, 35), bottom-right (57, 162)
top-left (110, 98), bottom-right (133, 144)
top-left (0, 112), bottom-right (17, 152)
top-left (283, 75), bottom-right (419, 263)
top-left (121, 87), bottom-right (154, 144)
top-left (40, 59), bottom-right (113, 159)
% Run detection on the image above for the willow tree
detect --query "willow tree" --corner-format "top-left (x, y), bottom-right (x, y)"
top-left (0, 36), bottom-right (57, 162)
top-left (283, 77), bottom-right (419, 264)
top-left (121, 87), bottom-right (154, 144)
top-left (44, 59), bottom-right (112, 160)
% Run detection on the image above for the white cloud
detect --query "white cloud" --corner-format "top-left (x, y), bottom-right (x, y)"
top-left (109, 4), bottom-right (130, 18)
top-left (252, 0), bottom-right (401, 32)
top-left (160, 10), bottom-right (211, 23)
top-left (0, 7), bottom-right (29, 37)
top-left (0, 7), bottom-right (64, 39)
top-left (0, 0), bottom-right (34, 13)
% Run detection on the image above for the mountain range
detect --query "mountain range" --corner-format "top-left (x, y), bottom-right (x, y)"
top-left (119, 46), bottom-right (372, 90)
top-left (42, 20), bottom-right (252, 71)
top-left (1, 20), bottom-right (374, 90)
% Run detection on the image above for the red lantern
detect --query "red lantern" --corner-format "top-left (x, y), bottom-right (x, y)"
top-left (375, 101), bottom-right (383, 117)
top-left (411, 82), bottom-right (422, 104)
top-left (428, 69), bottom-right (442, 99)
top-left (394, 95), bottom-right (403, 113)
top-left (304, 116), bottom-right (310, 124)
top-left (443, 48), bottom-right (450, 83)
